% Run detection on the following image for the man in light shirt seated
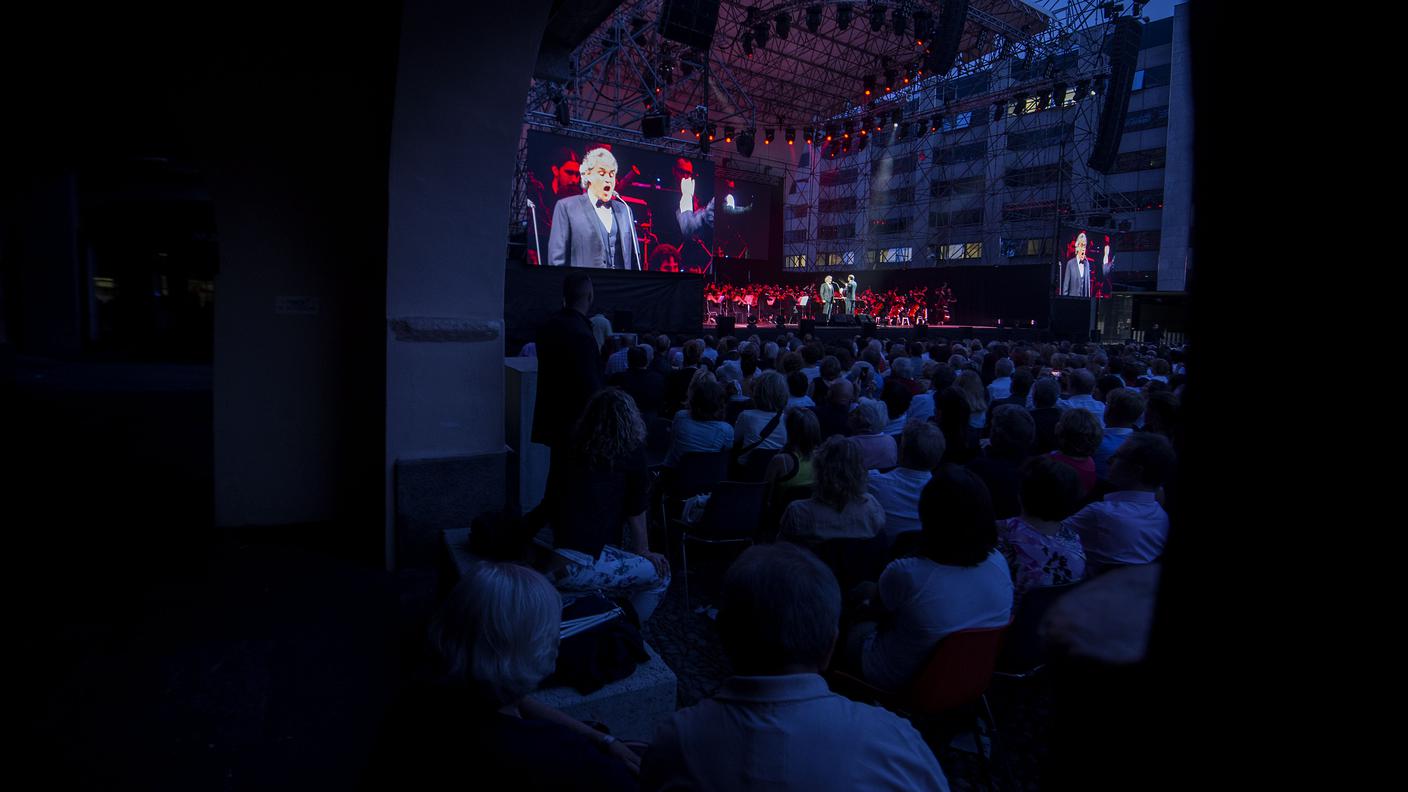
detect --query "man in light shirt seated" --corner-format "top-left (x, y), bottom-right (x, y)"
top-left (785, 369), bottom-right (816, 410)
top-left (1063, 432), bottom-right (1174, 573)
top-left (640, 542), bottom-right (951, 791)
top-left (987, 357), bottom-right (1015, 402)
top-left (1057, 369), bottom-right (1106, 424)
top-left (848, 399), bottom-right (898, 471)
top-left (868, 420), bottom-right (946, 540)
top-left (1092, 388), bottom-right (1145, 479)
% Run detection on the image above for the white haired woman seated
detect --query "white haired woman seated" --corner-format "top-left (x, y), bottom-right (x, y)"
top-left (368, 562), bottom-right (642, 787)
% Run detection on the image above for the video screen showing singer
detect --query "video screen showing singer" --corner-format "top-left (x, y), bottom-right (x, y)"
top-left (546, 147), bottom-right (643, 270)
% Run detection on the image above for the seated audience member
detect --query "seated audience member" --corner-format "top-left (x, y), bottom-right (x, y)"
top-left (998, 457), bottom-right (1086, 600)
top-left (932, 387), bottom-right (979, 465)
top-left (1063, 432), bottom-right (1175, 571)
top-left (765, 408), bottom-right (823, 495)
top-left (868, 420), bottom-right (946, 539)
top-left (1051, 408), bottom-right (1103, 497)
top-left (888, 357), bottom-right (923, 396)
top-left (552, 388), bottom-right (671, 622)
top-left (609, 346), bottom-right (666, 420)
top-left (880, 378), bottom-right (916, 436)
top-left (987, 368), bottom-right (1033, 421)
top-left (786, 369), bottom-right (816, 410)
top-left (1149, 358), bottom-right (1171, 384)
top-left (967, 405), bottom-right (1036, 520)
top-left (779, 350), bottom-right (805, 377)
top-left (665, 339), bottom-right (705, 413)
top-left (1029, 377), bottom-right (1063, 454)
top-left (734, 370), bottom-right (790, 464)
top-left (956, 370), bottom-right (989, 431)
top-left (666, 380), bottom-right (733, 467)
top-left (1058, 369), bottom-right (1106, 424)
top-left (800, 344), bottom-right (824, 382)
top-left (374, 563), bottom-right (641, 789)
top-left (1094, 374), bottom-right (1124, 404)
top-left (640, 543), bottom-right (950, 791)
top-left (1092, 388), bottom-right (1145, 479)
top-left (816, 379), bottom-right (857, 440)
top-left (987, 358), bottom-right (1015, 402)
top-left (605, 335), bottom-right (632, 378)
top-left (848, 398), bottom-right (899, 471)
top-left (650, 334), bottom-right (673, 378)
top-left (780, 435), bottom-right (886, 544)
top-left (851, 465), bottom-right (1013, 693)
top-left (701, 335), bottom-right (719, 363)
top-left (1141, 391), bottom-right (1180, 441)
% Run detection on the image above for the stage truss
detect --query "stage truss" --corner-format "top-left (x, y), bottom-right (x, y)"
top-left (511, 0), bottom-right (1150, 279)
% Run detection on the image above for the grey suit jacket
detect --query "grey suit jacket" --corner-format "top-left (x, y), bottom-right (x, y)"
top-left (1062, 256), bottom-right (1090, 297)
top-left (547, 193), bottom-right (642, 270)
top-left (819, 282), bottom-right (835, 301)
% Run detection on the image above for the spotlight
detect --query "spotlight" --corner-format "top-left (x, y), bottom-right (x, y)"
top-left (863, 75), bottom-right (876, 96)
top-left (742, 31), bottom-right (754, 56)
top-left (892, 109), bottom-right (902, 127)
top-left (869, 5), bottom-right (886, 32)
top-left (804, 127), bottom-right (815, 145)
top-left (775, 12), bottom-right (791, 39)
top-left (891, 9), bottom-right (907, 37)
top-left (764, 128), bottom-right (775, 145)
top-left (836, 3), bottom-right (853, 30)
top-left (805, 5), bottom-right (822, 33)
top-left (873, 116), bottom-right (882, 132)
top-left (707, 124), bottom-right (716, 142)
top-left (884, 68), bottom-right (896, 91)
top-left (824, 125), bottom-right (835, 142)
top-left (913, 10), bottom-right (932, 44)
top-left (785, 127), bottom-right (796, 145)
top-left (929, 116), bottom-right (939, 132)
top-left (736, 128), bottom-right (756, 156)
top-left (754, 22), bottom-right (770, 49)
top-left (724, 126), bottom-right (735, 143)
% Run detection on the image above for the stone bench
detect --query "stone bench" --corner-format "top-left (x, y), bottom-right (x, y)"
top-left (441, 528), bottom-right (678, 742)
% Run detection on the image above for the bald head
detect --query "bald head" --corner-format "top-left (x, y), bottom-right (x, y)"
top-left (828, 379), bottom-right (856, 406)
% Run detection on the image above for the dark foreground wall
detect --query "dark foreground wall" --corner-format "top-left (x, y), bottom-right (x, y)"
top-left (505, 265), bottom-right (705, 351)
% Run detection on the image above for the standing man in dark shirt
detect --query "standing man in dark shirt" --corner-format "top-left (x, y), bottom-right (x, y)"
top-left (526, 272), bottom-right (604, 532)
top-left (610, 346), bottom-right (666, 421)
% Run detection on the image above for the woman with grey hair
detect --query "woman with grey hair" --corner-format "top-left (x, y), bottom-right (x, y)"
top-left (370, 562), bottom-right (641, 786)
top-left (779, 435), bottom-right (886, 543)
top-left (848, 397), bottom-right (898, 471)
top-left (733, 370), bottom-right (789, 464)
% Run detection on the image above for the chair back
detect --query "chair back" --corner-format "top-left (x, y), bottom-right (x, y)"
top-left (645, 417), bottom-right (673, 467)
top-left (805, 534), bottom-right (894, 592)
top-left (734, 447), bottom-right (780, 482)
top-left (725, 398), bottom-right (754, 425)
top-left (669, 451), bottom-right (730, 500)
top-left (997, 581), bottom-right (1081, 674)
top-left (695, 481), bottom-right (768, 541)
top-left (905, 625), bottom-right (1007, 715)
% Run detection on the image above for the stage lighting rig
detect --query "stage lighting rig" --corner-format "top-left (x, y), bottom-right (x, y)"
top-left (836, 3), bottom-right (853, 30)
top-left (891, 9), bottom-right (907, 38)
top-left (775, 12), bottom-right (791, 39)
top-left (764, 128), bottom-right (775, 145)
top-left (863, 75), bottom-right (876, 97)
top-left (869, 4), bottom-right (886, 32)
top-left (805, 5), bottom-right (822, 34)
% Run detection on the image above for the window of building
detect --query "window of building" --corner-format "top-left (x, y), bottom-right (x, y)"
top-left (934, 140), bottom-right (986, 163)
top-left (1135, 63), bottom-right (1171, 91)
top-left (819, 196), bottom-right (858, 213)
top-left (1124, 106), bottom-right (1169, 132)
top-left (1119, 230), bottom-right (1161, 251)
top-left (932, 175), bottom-right (986, 198)
top-left (941, 111), bottom-right (973, 133)
top-left (786, 204), bottom-right (809, 218)
top-left (1004, 161), bottom-right (1070, 188)
top-left (842, 251), bottom-right (857, 267)
top-left (1007, 123), bottom-right (1073, 151)
top-left (816, 252), bottom-right (842, 267)
top-left (872, 216), bottom-right (910, 234)
top-left (784, 254), bottom-right (808, 269)
top-left (873, 186), bottom-right (916, 206)
top-left (784, 228), bottom-right (810, 244)
top-left (881, 247), bottom-right (913, 263)
top-left (1110, 147), bottom-right (1166, 173)
top-left (820, 167), bottom-right (859, 187)
top-left (937, 241), bottom-right (983, 260)
top-left (930, 207), bottom-right (984, 227)
top-left (1001, 200), bottom-right (1069, 222)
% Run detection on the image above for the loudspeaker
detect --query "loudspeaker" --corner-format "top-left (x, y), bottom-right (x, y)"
top-left (832, 314), bottom-right (856, 326)
top-left (658, 0), bottom-right (721, 50)
top-left (1087, 17), bottom-right (1144, 173)
top-left (641, 113), bottom-right (667, 139)
top-left (798, 318), bottom-right (817, 337)
top-left (612, 309), bottom-right (633, 332)
top-left (925, 0), bottom-right (969, 76)
top-left (716, 316), bottom-right (735, 336)
top-left (858, 315), bottom-right (876, 338)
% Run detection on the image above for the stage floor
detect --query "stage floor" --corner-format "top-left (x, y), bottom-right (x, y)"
top-left (702, 321), bottom-right (999, 332)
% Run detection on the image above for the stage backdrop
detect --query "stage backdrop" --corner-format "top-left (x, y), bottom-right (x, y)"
top-left (505, 266), bottom-right (705, 352)
top-left (713, 263), bottom-right (1052, 328)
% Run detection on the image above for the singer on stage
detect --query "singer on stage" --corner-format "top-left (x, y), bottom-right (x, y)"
top-left (547, 147), bottom-right (643, 270)
top-left (844, 274), bottom-right (858, 315)
top-left (819, 275), bottom-right (835, 322)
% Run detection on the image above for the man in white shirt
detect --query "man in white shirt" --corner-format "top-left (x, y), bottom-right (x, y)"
top-left (987, 357), bottom-right (1014, 402)
top-left (868, 420), bottom-right (945, 538)
top-left (1092, 388), bottom-right (1144, 479)
top-left (1058, 369), bottom-right (1106, 424)
top-left (641, 543), bottom-right (950, 791)
top-left (1063, 432), bottom-right (1174, 570)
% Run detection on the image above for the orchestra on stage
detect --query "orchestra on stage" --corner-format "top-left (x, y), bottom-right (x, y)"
top-left (703, 280), bottom-right (956, 328)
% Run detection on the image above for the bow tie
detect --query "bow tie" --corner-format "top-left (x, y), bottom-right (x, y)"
top-left (595, 199), bottom-right (612, 208)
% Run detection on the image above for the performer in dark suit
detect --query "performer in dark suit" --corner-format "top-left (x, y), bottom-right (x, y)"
top-left (819, 275), bottom-right (835, 323)
top-left (1061, 231), bottom-right (1095, 297)
top-left (547, 147), bottom-right (643, 270)
top-left (844, 274), bottom-right (858, 315)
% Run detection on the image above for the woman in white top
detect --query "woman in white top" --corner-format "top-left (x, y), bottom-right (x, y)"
top-left (851, 464), bottom-right (1013, 692)
top-left (733, 370), bottom-right (789, 464)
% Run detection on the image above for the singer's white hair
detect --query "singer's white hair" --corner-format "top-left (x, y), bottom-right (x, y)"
top-left (580, 148), bottom-right (618, 189)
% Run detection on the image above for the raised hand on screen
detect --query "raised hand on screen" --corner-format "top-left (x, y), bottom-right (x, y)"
top-left (680, 176), bottom-right (695, 201)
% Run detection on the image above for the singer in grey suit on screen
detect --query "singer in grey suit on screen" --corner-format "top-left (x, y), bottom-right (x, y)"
top-left (547, 147), bottom-right (642, 270)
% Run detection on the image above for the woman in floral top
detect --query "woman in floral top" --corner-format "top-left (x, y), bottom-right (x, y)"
top-left (998, 456), bottom-right (1087, 600)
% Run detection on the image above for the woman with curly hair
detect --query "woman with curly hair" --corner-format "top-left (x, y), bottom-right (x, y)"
top-left (550, 387), bottom-right (671, 622)
top-left (778, 435), bottom-right (886, 544)
top-left (1051, 407), bottom-right (1104, 497)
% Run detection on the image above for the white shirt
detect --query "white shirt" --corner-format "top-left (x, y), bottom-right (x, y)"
top-left (867, 467), bottom-right (933, 538)
top-left (1058, 393), bottom-right (1107, 423)
top-left (786, 395), bottom-right (816, 410)
top-left (863, 552), bottom-right (1013, 692)
top-left (733, 409), bottom-right (787, 462)
top-left (641, 674), bottom-right (950, 792)
top-left (987, 377), bottom-right (1012, 402)
top-left (594, 200), bottom-right (614, 233)
top-left (1063, 490), bottom-right (1169, 567)
top-left (604, 348), bottom-right (630, 378)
